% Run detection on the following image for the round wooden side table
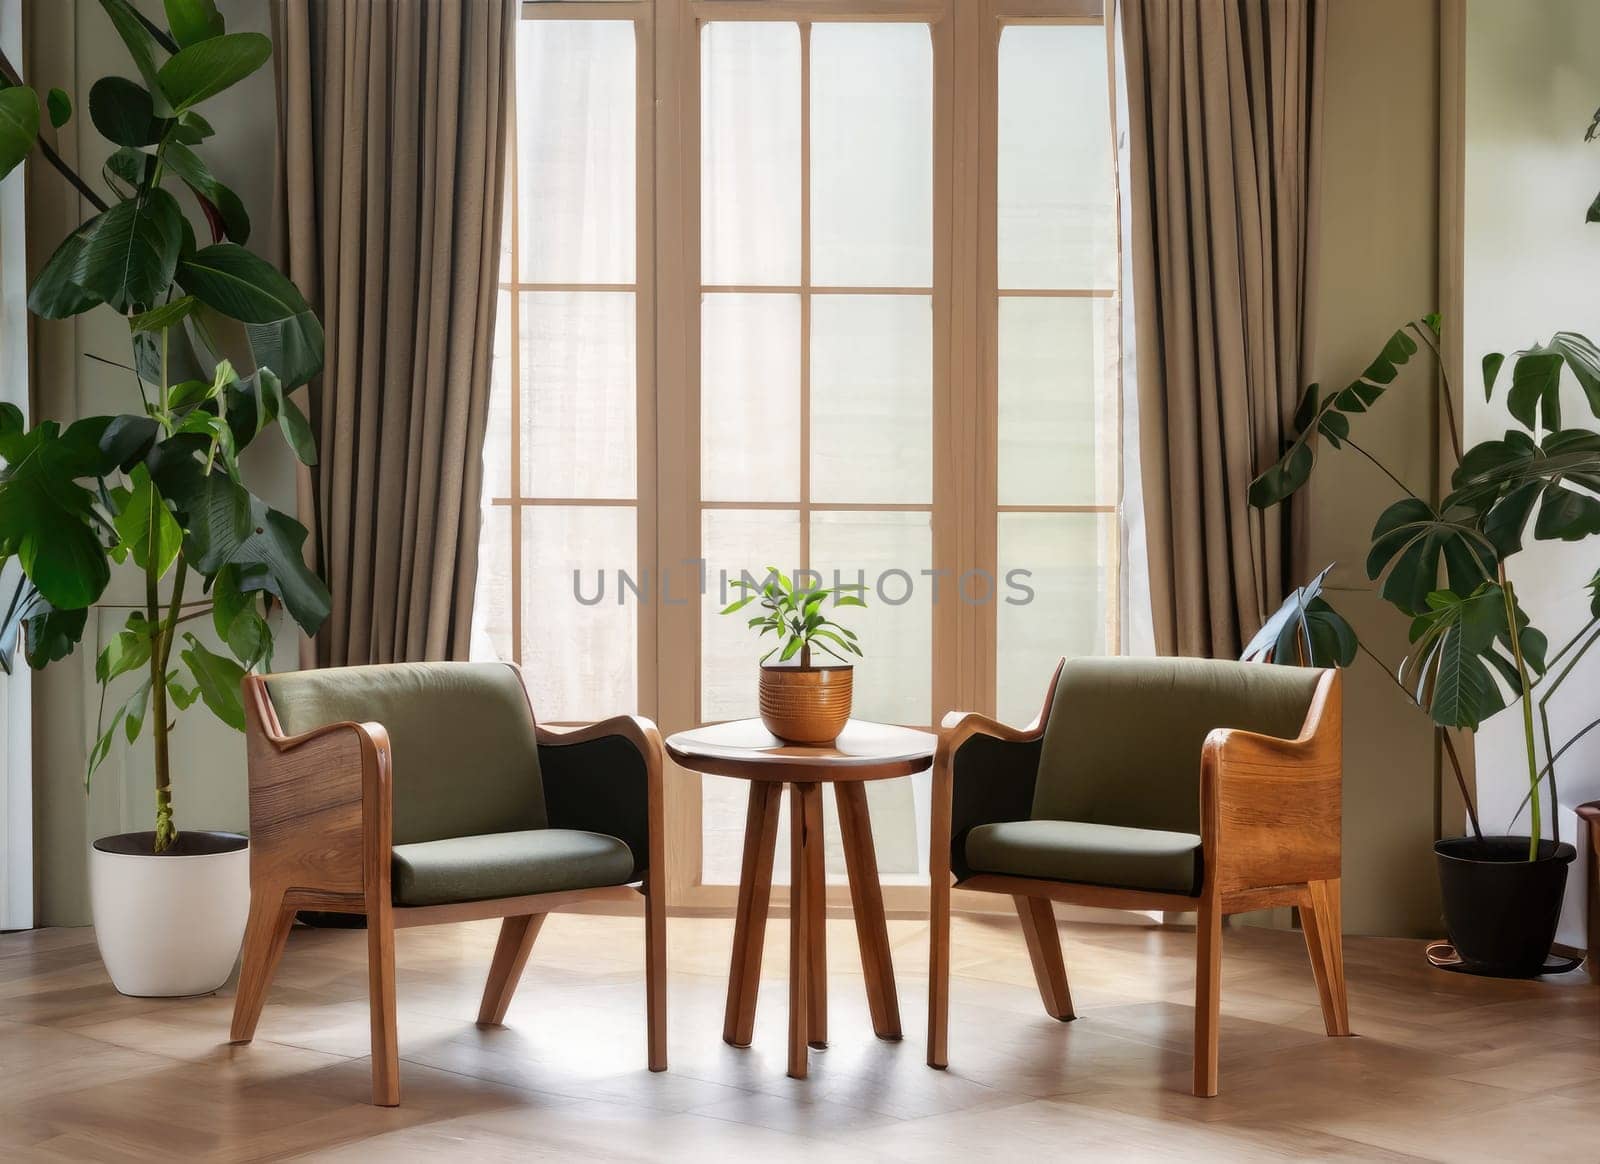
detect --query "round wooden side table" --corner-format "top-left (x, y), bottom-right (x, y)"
top-left (664, 718), bottom-right (935, 1079)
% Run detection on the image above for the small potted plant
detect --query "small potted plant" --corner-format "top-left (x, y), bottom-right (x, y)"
top-left (721, 568), bottom-right (865, 745)
top-left (0, 0), bottom-right (329, 996)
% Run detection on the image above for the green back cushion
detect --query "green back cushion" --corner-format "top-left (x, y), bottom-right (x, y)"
top-left (264, 662), bottom-right (546, 845)
top-left (1032, 657), bottom-right (1323, 834)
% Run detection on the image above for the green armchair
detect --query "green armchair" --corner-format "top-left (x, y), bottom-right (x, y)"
top-left (227, 661), bottom-right (666, 1105)
top-left (927, 656), bottom-right (1346, 1096)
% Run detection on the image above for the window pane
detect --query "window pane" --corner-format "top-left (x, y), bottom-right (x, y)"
top-left (810, 23), bottom-right (933, 287)
top-left (810, 295), bottom-right (932, 504)
top-left (700, 509), bottom-right (801, 722)
top-left (809, 510), bottom-right (931, 726)
top-left (520, 292), bottom-right (636, 500)
top-left (521, 506), bottom-right (637, 721)
top-left (701, 293), bottom-right (801, 502)
top-left (997, 25), bottom-right (1114, 290)
top-left (482, 290), bottom-right (513, 500)
top-left (701, 23), bottom-right (801, 285)
top-left (997, 512), bottom-right (1115, 724)
top-left (517, 21), bottom-right (636, 283)
top-left (998, 297), bottom-right (1116, 505)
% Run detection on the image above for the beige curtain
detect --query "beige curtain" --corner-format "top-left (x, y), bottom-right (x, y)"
top-left (1120, 0), bottom-right (1325, 657)
top-left (273, 0), bottom-right (514, 666)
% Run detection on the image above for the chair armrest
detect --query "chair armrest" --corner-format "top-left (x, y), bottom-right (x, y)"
top-left (1577, 801), bottom-right (1600, 825)
top-left (243, 675), bottom-right (392, 899)
top-left (1200, 668), bottom-right (1342, 896)
top-left (536, 714), bottom-right (665, 883)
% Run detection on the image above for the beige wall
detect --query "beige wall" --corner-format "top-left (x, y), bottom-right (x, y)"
top-left (1308, 0), bottom-right (1446, 937)
top-left (28, 0), bottom-right (290, 925)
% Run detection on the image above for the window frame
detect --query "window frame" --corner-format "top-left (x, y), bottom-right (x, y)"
top-left (508, 0), bottom-right (1116, 912)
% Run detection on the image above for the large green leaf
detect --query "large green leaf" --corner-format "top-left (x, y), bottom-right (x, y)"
top-left (168, 468), bottom-right (250, 572)
top-left (74, 188), bottom-right (184, 313)
top-left (211, 563), bottom-right (271, 667)
top-left (112, 463), bottom-right (182, 575)
top-left (1240, 563), bottom-right (1358, 668)
top-left (27, 217), bottom-right (105, 318)
top-left (178, 243), bottom-right (324, 387)
top-left (102, 146), bottom-right (153, 199)
top-left (1448, 428), bottom-right (1600, 549)
top-left (1402, 583), bottom-right (1546, 730)
top-left (156, 33), bottom-right (270, 113)
top-left (95, 611), bottom-right (155, 684)
top-left (0, 418), bottom-right (111, 610)
top-left (96, 0), bottom-right (174, 117)
top-left (161, 141), bottom-right (248, 244)
top-left (163, 0), bottom-right (225, 47)
top-left (1506, 350), bottom-right (1564, 432)
top-left (1365, 497), bottom-right (1499, 616)
top-left (225, 496), bottom-right (330, 635)
top-left (87, 76), bottom-right (166, 147)
top-left (255, 368), bottom-right (316, 464)
top-left (0, 85), bottom-right (40, 182)
top-left (179, 632), bottom-right (245, 729)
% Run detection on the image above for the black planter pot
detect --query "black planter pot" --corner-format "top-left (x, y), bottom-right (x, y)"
top-left (1434, 835), bottom-right (1575, 977)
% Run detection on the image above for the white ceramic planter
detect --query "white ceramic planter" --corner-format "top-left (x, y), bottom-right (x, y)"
top-left (89, 832), bottom-right (251, 997)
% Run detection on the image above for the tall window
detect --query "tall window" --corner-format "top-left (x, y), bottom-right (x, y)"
top-left (476, 0), bottom-right (1120, 909)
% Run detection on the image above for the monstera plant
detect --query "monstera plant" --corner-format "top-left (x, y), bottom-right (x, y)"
top-left (0, 0), bottom-right (329, 870)
top-left (1250, 311), bottom-right (1600, 976)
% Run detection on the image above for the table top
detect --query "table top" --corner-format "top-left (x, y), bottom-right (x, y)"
top-left (664, 719), bottom-right (936, 783)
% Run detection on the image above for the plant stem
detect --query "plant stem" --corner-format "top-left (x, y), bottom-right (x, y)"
top-left (1499, 572), bottom-right (1541, 860)
top-left (1342, 435), bottom-right (1420, 501)
top-left (1507, 712), bottom-right (1600, 825)
top-left (1437, 727), bottom-right (1483, 842)
top-left (0, 50), bottom-right (111, 214)
top-left (1409, 320), bottom-right (1464, 466)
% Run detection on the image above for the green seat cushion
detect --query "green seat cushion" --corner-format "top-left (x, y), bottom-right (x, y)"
top-left (965, 819), bottom-right (1202, 895)
top-left (391, 829), bottom-right (635, 907)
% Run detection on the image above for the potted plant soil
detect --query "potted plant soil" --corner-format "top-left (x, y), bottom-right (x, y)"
top-left (720, 567), bottom-right (866, 745)
top-left (1250, 312), bottom-right (1598, 977)
top-left (0, 0), bottom-right (330, 996)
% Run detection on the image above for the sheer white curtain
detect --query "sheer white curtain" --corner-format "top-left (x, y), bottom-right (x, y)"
top-left (0, 0), bottom-right (32, 931)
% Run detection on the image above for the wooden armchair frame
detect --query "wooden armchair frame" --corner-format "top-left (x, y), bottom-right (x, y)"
top-left (227, 669), bottom-right (667, 1106)
top-left (927, 661), bottom-right (1347, 1096)
top-left (1579, 800), bottom-right (1599, 980)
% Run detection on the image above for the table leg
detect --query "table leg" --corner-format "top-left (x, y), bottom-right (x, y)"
top-left (787, 783), bottom-right (817, 1078)
top-left (835, 782), bottom-right (902, 1040)
top-left (800, 783), bottom-right (828, 1049)
top-left (724, 781), bottom-right (782, 1047)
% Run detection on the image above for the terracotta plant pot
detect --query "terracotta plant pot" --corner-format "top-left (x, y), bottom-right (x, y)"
top-left (759, 662), bottom-right (853, 745)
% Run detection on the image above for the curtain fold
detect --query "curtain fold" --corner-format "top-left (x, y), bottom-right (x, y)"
top-left (1120, 0), bottom-right (1325, 658)
top-left (273, 0), bottom-right (514, 666)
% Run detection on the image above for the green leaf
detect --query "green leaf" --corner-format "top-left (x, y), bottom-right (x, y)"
top-left (112, 463), bottom-right (182, 575)
top-left (1401, 583), bottom-right (1544, 730)
top-left (176, 110), bottom-right (214, 141)
top-left (255, 368), bottom-right (316, 464)
top-left (179, 632), bottom-right (245, 729)
top-left (163, 0), bottom-right (225, 47)
top-left (178, 244), bottom-right (324, 387)
top-left (0, 85), bottom-right (40, 182)
top-left (157, 32), bottom-right (270, 113)
top-left (24, 604), bottom-right (88, 670)
top-left (102, 146), bottom-right (153, 199)
top-left (95, 0), bottom-right (174, 117)
top-left (88, 676), bottom-right (154, 787)
top-left (224, 495), bottom-right (330, 634)
top-left (0, 419), bottom-right (112, 609)
top-left (96, 611), bottom-right (155, 684)
top-left (46, 87), bottom-right (71, 129)
top-left (1588, 569), bottom-right (1600, 619)
top-left (129, 295), bottom-right (198, 334)
top-left (162, 141), bottom-right (249, 243)
top-left (1482, 352), bottom-right (1504, 400)
top-left (74, 188), bottom-right (185, 313)
top-left (99, 414), bottom-right (160, 471)
top-left (211, 563), bottom-right (270, 667)
top-left (1507, 350), bottom-right (1564, 431)
top-left (1545, 331), bottom-right (1600, 422)
top-left (166, 673), bottom-right (200, 709)
top-left (1588, 190), bottom-right (1600, 224)
top-left (27, 218), bottom-right (103, 318)
top-left (1365, 497), bottom-right (1499, 616)
top-left (88, 76), bottom-right (166, 147)
top-left (1241, 563), bottom-right (1357, 668)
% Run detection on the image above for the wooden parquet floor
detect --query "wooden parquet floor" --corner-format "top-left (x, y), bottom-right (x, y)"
top-left (0, 912), bottom-right (1595, 1161)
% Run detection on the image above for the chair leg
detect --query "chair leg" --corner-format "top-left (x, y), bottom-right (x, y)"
top-left (477, 913), bottom-right (546, 1026)
top-left (1193, 895), bottom-right (1222, 1098)
top-left (229, 885), bottom-right (294, 1043)
top-left (645, 866), bottom-right (668, 1072)
top-left (367, 899), bottom-right (400, 1107)
top-left (1300, 878), bottom-right (1351, 1036)
top-left (1013, 895), bottom-right (1074, 1021)
top-left (926, 821), bottom-right (952, 1069)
